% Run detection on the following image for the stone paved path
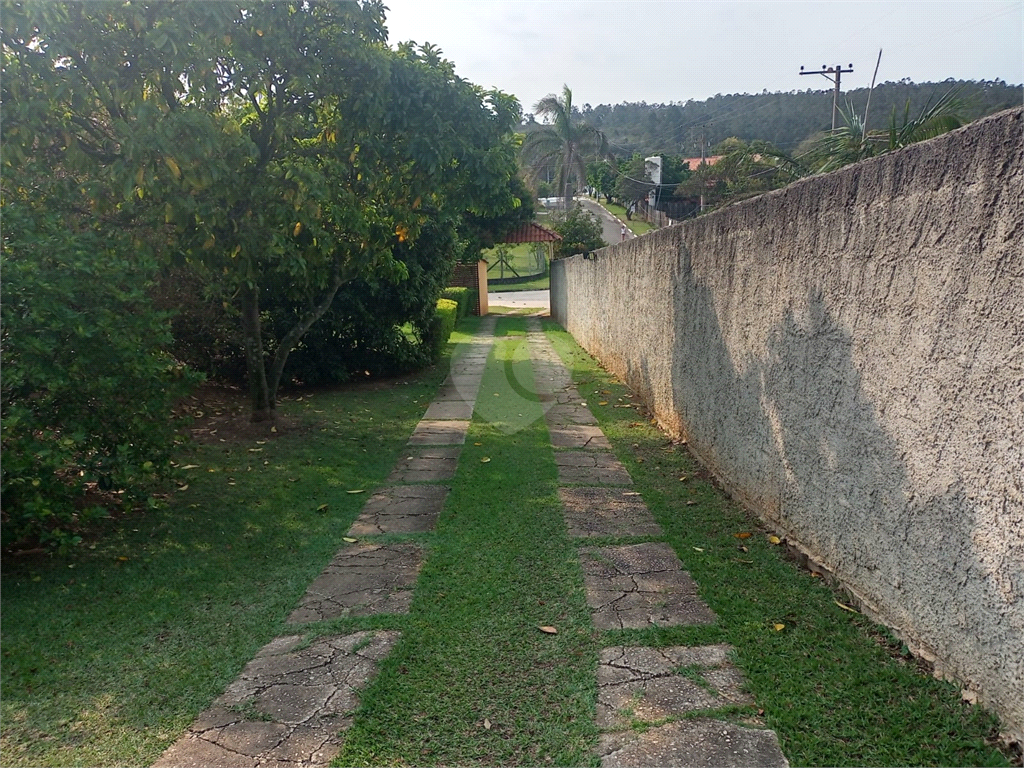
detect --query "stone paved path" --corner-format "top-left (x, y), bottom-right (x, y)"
top-left (526, 319), bottom-right (788, 768)
top-left (153, 320), bottom-right (496, 768)
top-left (155, 316), bottom-right (788, 767)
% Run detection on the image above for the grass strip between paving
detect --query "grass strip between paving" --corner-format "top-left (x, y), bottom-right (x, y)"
top-left (334, 316), bottom-right (598, 767)
top-left (542, 320), bottom-right (1012, 768)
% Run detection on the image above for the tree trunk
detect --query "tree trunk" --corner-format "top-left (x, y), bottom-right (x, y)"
top-left (265, 268), bottom-right (347, 405)
top-left (239, 284), bottom-right (274, 422)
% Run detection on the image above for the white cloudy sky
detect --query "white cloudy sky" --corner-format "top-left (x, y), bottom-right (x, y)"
top-left (382, 1), bottom-right (1024, 112)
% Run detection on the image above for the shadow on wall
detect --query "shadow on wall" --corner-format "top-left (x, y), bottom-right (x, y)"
top-left (669, 240), bottom-right (1023, 734)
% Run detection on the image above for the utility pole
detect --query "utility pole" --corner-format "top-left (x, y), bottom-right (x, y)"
top-left (800, 63), bottom-right (854, 130)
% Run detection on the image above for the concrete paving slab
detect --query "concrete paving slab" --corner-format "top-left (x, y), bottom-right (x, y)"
top-left (559, 488), bottom-right (663, 537)
top-left (287, 543), bottom-right (422, 624)
top-left (549, 424), bottom-right (613, 450)
top-left (386, 446), bottom-right (461, 483)
top-left (431, 383), bottom-right (473, 402)
top-left (422, 399), bottom-right (475, 421)
top-left (580, 543), bottom-right (717, 629)
top-left (153, 631), bottom-right (400, 768)
top-left (545, 403), bottom-right (599, 425)
top-left (407, 420), bottom-right (471, 446)
top-left (596, 645), bottom-right (753, 729)
top-left (599, 718), bottom-right (789, 767)
top-left (348, 485), bottom-right (449, 535)
top-left (556, 452), bottom-right (633, 485)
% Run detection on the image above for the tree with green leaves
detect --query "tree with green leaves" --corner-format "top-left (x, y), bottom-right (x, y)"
top-left (4, 1), bottom-right (528, 422)
top-left (520, 85), bottom-right (610, 212)
top-left (551, 203), bottom-right (605, 259)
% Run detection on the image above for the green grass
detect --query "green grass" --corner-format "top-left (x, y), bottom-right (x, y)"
top-left (482, 242), bottom-right (551, 293)
top-left (488, 272), bottom-right (550, 293)
top-left (598, 201), bottom-right (654, 236)
top-left (541, 321), bottom-right (1012, 768)
top-left (3, 316), bottom-right (1014, 768)
top-left (334, 318), bottom-right (597, 766)
top-left (0, 328), bottom-right (463, 768)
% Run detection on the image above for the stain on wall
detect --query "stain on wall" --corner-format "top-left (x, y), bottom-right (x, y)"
top-left (551, 107), bottom-right (1024, 740)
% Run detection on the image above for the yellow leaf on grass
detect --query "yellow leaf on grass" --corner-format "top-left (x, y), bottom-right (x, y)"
top-left (347, 489), bottom-right (365, 494)
top-left (317, 504), bottom-right (329, 512)
top-left (481, 457), bottom-right (491, 463)
top-left (734, 532), bottom-right (752, 539)
top-left (768, 535), bottom-right (782, 545)
top-left (343, 537), bottom-right (358, 543)
top-left (834, 600), bottom-right (859, 613)
top-left (538, 626), bottom-right (557, 634)
top-left (692, 547), bottom-right (704, 552)
top-left (181, 464), bottom-right (200, 470)
top-left (598, 401), bottom-right (608, 406)
top-left (774, 623), bottom-right (786, 631)
top-left (474, 442), bottom-right (483, 446)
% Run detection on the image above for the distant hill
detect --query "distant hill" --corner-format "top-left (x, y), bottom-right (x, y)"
top-left (521, 80), bottom-right (1022, 159)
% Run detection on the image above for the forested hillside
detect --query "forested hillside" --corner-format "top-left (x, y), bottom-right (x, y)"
top-left (522, 80), bottom-right (1021, 158)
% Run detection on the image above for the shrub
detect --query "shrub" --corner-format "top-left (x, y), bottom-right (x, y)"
top-left (440, 287), bottom-right (471, 318)
top-left (423, 298), bottom-right (459, 362)
top-left (1, 207), bottom-right (201, 551)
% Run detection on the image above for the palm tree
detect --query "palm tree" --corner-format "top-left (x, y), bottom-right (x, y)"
top-left (812, 87), bottom-right (965, 173)
top-left (520, 85), bottom-right (609, 211)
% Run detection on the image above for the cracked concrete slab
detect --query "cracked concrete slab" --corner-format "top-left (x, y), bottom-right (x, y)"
top-left (287, 543), bottom-right (422, 624)
top-left (580, 543), bottom-right (717, 629)
top-left (549, 424), bottom-right (613, 449)
top-left (599, 718), bottom-right (789, 767)
top-left (596, 645), bottom-right (753, 728)
top-left (545, 403), bottom-right (599, 425)
top-left (153, 631), bottom-right (400, 768)
top-left (556, 452), bottom-right (633, 485)
top-left (347, 485), bottom-right (448, 535)
top-left (386, 447), bottom-right (461, 483)
top-left (422, 400), bottom-right (475, 421)
top-left (407, 420), bottom-right (470, 446)
top-left (559, 488), bottom-right (662, 538)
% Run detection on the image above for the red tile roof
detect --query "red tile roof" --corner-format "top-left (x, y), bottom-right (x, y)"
top-left (502, 222), bottom-right (562, 243)
top-left (683, 155), bottom-right (724, 171)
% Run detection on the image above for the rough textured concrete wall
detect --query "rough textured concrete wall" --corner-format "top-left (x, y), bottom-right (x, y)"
top-left (557, 108), bottom-right (1024, 740)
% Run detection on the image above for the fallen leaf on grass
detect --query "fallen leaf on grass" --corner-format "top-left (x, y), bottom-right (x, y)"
top-left (834, 600), bottom-right (859, 613)
top-left (685, 500), bottom-right (698, 506)
top-left (176, 484), bottom-right (189, 491)
top-left (773, 623), bottom-right (786, 631)
top-left (598, 401), bottom-right (608, 406)
top-left (692, 547), bottom-right (704, 552)
top-left (346, 489), bottom-right (365, 494)
top-left (768, 535), bottom-right (782, 545)
top-left (181, 464), bottom-right (200, 470)
top-left (316, 504), bottom-right (329, 512)
top-left (733, 558), bottom-right (754, 564)
top-left (343, 537), bottom-right (358, 543)
top-left (474, 442), bottom-right (483, 446)
top-left (538, 625), bottom-right (558, 634)
top-left (481, 457), bottom-right (491, 463)
top-left (734, 532), bottom-right (752, 539)
top-left (738, 545), bottom-right (749, 553)
top-left (483, 718), bottom-right (492, 730)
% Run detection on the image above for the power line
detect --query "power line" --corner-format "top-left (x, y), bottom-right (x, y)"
top-left (799, 63), bottom-right (855, 130)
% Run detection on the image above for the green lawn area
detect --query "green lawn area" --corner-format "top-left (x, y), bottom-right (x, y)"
top-left (481, 242), bottom-right (550, 292)
top-left (597, 200), bottom-right (654, 236)
top-left (0, 316), bottom-right (1013, 767)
